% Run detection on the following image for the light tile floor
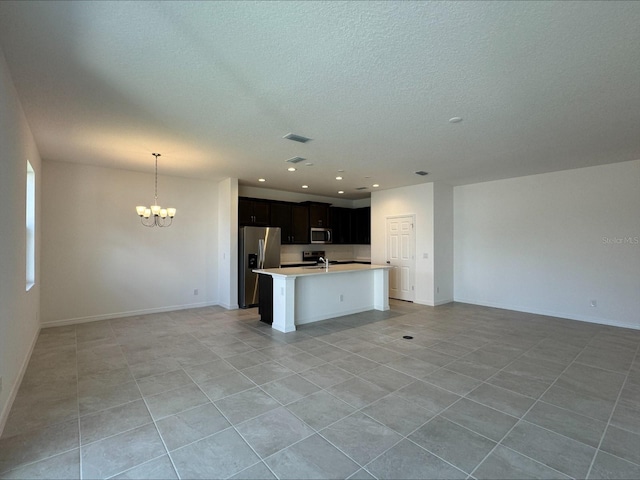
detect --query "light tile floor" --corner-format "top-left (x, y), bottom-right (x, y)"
top-left (1, 301), bottom-right (639, 479)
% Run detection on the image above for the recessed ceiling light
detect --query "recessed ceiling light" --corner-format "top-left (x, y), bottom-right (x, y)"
top-left (287, 167), bottom-right (296, 172)
top-left (449, 117), bottom-right (463, 123)
top-left (258, 178), bottom-right (266, 182)
top-left (372, 184), bottom-right (379, 188)
top-left (336, 176), bottom-right (343, 180)
top-left (302, 185), bottom-right (309, 189)
top-left (338, 191), bottom-right (344, 194)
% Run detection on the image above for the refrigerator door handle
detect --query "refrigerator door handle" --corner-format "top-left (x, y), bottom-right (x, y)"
top-left (258, 239), bottom-right (265, 268)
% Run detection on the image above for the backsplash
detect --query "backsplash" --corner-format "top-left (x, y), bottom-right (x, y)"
top-left (281, 244), bottom-right (371, 264)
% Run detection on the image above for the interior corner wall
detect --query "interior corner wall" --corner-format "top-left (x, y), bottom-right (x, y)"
top-left (217, 178), bottom-right (238, 309)
top-left (0, 48), bottom-right (41, 434)
top-left (433, 183), bottom-right (454, 305)
top-left (371, 183), bottom-right (435, 305)
top-left (41, 161), bottom-right (219, 326)
top-left (454, 160), bottom-right (640, 329)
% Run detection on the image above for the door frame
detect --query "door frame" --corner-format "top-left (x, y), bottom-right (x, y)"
top-left (385, 214), bottom-right (416, 302)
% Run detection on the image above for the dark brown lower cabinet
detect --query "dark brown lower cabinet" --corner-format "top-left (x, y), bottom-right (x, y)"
top-left (258, 274), bottom-right (273, 324)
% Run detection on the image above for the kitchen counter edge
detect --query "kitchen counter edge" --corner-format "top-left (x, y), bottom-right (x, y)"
top-left (254, 263), bottom-right (390, 278)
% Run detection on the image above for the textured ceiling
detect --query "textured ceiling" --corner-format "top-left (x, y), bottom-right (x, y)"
top-left (0, 1), bottom-right (638, 199)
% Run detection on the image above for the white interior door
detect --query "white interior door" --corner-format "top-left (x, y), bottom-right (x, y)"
top-left (386, 215), bottom-right (415, 301)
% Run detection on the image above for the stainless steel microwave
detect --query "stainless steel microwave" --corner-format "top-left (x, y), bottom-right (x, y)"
top-left (310, 228), bottom-right (332, 244)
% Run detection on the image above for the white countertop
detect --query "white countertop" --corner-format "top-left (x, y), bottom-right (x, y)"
top-left (254, 263), bottom-right (391, 278)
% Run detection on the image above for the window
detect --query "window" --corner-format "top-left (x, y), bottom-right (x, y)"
top-left (26, 160), bottom-right (35, 290)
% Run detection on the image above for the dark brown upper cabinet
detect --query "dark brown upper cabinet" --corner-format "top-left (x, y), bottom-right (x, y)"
top-left (352, 206), bottom-right (371, 244)
top-left (307, 202), bottom-right (330, 228)
top-left (329, 207), bottom-right (353, 245)
top-left (269, 202), bottom-right (309, 244)
top-left (239, 197), bottom-right (270, 226)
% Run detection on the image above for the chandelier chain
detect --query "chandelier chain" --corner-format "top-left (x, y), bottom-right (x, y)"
top-left (153, 153), bottom-right (159, 204)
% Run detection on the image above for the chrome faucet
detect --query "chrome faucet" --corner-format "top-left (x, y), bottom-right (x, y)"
top-left (318, 256), bottom-right (329, 270)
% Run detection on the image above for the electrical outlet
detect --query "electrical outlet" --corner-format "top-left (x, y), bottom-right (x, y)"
top-left (423, 253), bottom-right (428, 259)
top-left (436, 286), bottom-right (440, 294)
top-left (590, 300), bottom-right (597, 307)
top-left (339, 294), bottom-right (344, 302)
top-left (194, 289), bottom-right (199, 296)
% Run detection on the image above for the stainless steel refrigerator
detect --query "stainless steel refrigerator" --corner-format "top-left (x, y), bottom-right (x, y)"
top-left (239, 226), bottom-right (281, 308)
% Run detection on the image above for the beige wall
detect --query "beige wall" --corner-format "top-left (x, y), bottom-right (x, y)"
top-left (454, 160), bottom-right (640, 329)
top-left (41, 161), bottom-right (220, 326)
top-left (371, 183), bottom-right (436, 305)
top-left (0, 48), bottom-right (42, 433)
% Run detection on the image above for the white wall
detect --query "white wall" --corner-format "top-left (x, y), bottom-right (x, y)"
top-left (0, 48), bottom-right (41, 433)
top-left (434, 183), bottom-right (454, 305)
top-left (41, 161), bottom-right (219, 326)
top-left (218, 177), bottom-right (238, 309)
top-left (372, 183), bottom-right (435, 305)
top-left (454, 160), bottom-right (640, 329)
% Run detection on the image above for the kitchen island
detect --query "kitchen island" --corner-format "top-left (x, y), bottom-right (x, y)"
top-left (253, 263), bottom-right (391, 333)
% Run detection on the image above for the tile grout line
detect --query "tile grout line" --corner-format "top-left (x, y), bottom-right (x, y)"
top-left (245, 310), bottom-right (436, 478)
top-left (268, 313), bottom-right (585, 477)
top-left (272, 311), bottom-right (484, 478)
top-left (178, 342), bottom-right (282, 480)
top-left (75, 324), bottom-right (83, 480)
top-left (112, 315), bottom-right (183, 480)
top-left (5, 305), bottom-right (639, 480)
top-left (386, 332), bottom-right (556, 478)
top-left (467, 330), bottom-right (598, 479)
top-left (584, 341), bottom-right (640, 479)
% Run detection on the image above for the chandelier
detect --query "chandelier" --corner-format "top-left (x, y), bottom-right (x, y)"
top-left (135, 153), bottom-right (176, 227)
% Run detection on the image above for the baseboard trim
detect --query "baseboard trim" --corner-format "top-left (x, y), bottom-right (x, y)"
top-left (0, 325), bottom-right (40, 437)
top-left (41, 301), bottom-right (221, 328)
top-left (434, 299), bottom-right (454, 306)
top-left (453, 298), bottom-right (640, 331)
top-left (219, 302), bottom-right (240, 310)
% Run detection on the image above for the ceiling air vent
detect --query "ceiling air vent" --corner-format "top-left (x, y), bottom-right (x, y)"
top-left (283, 133), bottom-right (312, 143)
top-left (355, 187), bottom-right (368, 190)
top-left (286, 156), bottom-right (306, 164)
top-left (415, 171), bottom-right (429, 176)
